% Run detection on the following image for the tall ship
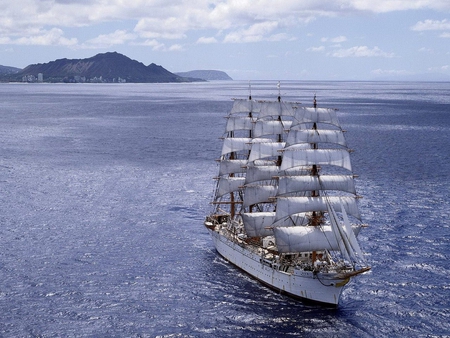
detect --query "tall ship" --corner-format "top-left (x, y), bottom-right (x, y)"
top-left (204, 86), bottom-right (370, 306)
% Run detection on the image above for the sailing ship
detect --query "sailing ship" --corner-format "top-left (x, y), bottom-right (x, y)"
top-left (204, 85), bottom-right (370, 306)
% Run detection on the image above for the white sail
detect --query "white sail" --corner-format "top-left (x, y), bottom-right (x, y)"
top-left (219, 159), bottom-right (247, 176)
top-left (249, 141), bottom-right (286, 162)
top-left (221, 137), bottom-right (252, 156)
top-left (273, 221), bottom-right (362, 253)
top-left (293, 107), bottom-right (340, 127)
top-left (243, 185), bottom-right (277, 207)
top-left (253, 120), bottom-right (284, 138)
top-left (273, 226), bottom-right (340, 253)
top-left (283, 120), bottom-right (293, 131)
top-left (277, 175), bottom-right (356, 195)
top-left (280, 149), bottom-right (352, 171)
top-left (216, 177), bottom-right (246, 197)
top-left (258, 101), bottom-right (297, 118)
top-left (327, 203), bottom-right (352, 262)
top-left (226, 116), bottom-right (253, 132)
top-left (341, 201), bottom-right (366, 264)
top-left (230, 99), bottom-right (260, 114)
top-left (245, 165), bottom-right (279, 184)
top-left (272, 213), bottom-right (310, 227)
top-left (286, 130), bottom-right (347, 147)
top-left (242, 212), bottom-right (276, 237)
top-left (275, 196), bottom-right (361, 221)
top-left (241, 212), bottom-right (307, 237)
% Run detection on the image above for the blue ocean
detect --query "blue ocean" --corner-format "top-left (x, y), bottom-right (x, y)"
top-left (0, 81), bottom-right (448, 337)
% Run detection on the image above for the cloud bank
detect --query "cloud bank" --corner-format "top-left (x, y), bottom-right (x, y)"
top-left (1, 0), bottom-right (450, 49)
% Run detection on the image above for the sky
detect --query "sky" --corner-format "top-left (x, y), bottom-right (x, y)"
top-left (1, 0), bottom-right (450, 81)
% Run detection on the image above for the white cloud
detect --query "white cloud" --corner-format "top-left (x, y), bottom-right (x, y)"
top-left (321, 36), bottom-right (347, 43)
top-left (267, 33), bottom-right (295, 42)
top-left (371, 69), bottom-right (412, 75)
top-left (427, 65), bottom-right (450, 72)
top-left (0, 27), bottom-right (78, 46)
top-left (223, 21), bottom-right (280, 43)
top-left (134, 17), bottom-right (188, 40)
top-left (137, 39), bottom-right (165, 51)
top-left (168, 44), bottom-right (184, 51)
top-left (196, 36), bottom-right (218, 44)
top-left (411, 19), bottom-right (450, 31)
top-left (0, 0), bottom-right (449, 49)
top-left (307, 46), bottom-right (325, 52)
top-left (419, 47), bottom-right (434, 53)
top-left (132, 38), bottom-right (183, 52)
top-left (80, 30), bottom-right (136, 49)
top-left (0, 37), bottom-right (11, 44)
top-left (331, 46), bottom-right (395, 58)
top-left (350, 0), bottom-right (450, 12)
top-left (331, 35), bottom-right (347, 43)
top-left (440, 32), bottom-right (450, 38)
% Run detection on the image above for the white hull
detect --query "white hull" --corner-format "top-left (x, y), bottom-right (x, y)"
top-left (207, 227), bottom-right (349, 306)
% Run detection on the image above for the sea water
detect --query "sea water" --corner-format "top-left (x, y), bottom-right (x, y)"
top-left (0, 81), bottom-right (448, 337)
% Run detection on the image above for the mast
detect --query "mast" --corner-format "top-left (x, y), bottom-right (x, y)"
top-left (248, 85), bottom-right (254, 213)
top-left (310, 95), bottom-right (321, 227)
top-left (229, 87), bottom-right (254, 219)
top-left (277, 81), bottom-right (281, 102)
top-left (229, 142), bottom-right (236, 219)
top-left (213, 98), bottom-right (254, 219)
top-left (241, 82), bottom-right (292, 237)
top-left (276, 81), bottom-right (283, 167)
top-left (311, 94), bottom-right (319, 262)
top-left (273, 94), bottom-right (366, 266)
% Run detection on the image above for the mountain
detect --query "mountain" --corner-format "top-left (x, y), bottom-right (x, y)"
top-left (1, 52), bottom-right (202, 83)
top-left (175, 70), bottom-right (232, 81)
top-left (0, 65), bottom-right (21, 75)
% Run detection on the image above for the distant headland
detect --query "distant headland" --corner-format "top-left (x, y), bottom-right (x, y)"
top-left (175, 70), bottom-right (232, 81)
top-left (0, 52), bottom-right (232, 83)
